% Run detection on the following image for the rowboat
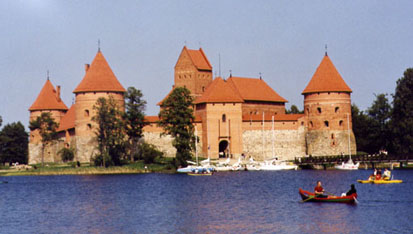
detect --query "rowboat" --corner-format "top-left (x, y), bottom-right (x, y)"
top-left (299, 188), bottom-right (357, 203)
top-left (357, 179), bottom-right (403, 184)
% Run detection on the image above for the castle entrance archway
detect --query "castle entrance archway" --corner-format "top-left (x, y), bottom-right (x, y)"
top-left (219, 140), bottom-right (229, 158)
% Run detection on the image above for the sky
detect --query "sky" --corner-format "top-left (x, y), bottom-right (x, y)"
top-left (0, 0), bottom-right (412, 128)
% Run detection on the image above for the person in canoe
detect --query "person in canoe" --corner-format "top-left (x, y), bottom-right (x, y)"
top-left (345, 184), bottom-right (357, 196)
top-left (375, 169), bottom-right (382, 180)
top-left (314, 181), bottom-right (328, 198)
top-left (383, 168), bottom-right (391, 180)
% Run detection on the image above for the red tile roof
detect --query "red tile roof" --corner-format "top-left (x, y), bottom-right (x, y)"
top-left (227, 77), bottom-right (287, 103)
top-left (185, 47), bottom-right (212, 71)
top-left (29, 79), bottom-right (68, 111)
top-left (242, 113), bottom-right (304, 122)
top-left (302, 55), bottom-right (352, 94)
top-left (73, 51), bottom-right (126, 93)
top-left (57, 104), bottom-right (76, 132)
top-left (194, 77), bottom-right (244, 104)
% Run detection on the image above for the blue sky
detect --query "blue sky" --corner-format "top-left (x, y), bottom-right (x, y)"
top-left (1, 0), bottom-right (412, 128)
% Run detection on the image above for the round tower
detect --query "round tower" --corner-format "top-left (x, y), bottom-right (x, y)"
top-left (28, 79), bottom-right (68, 163)
top-left (302, 53), bottom-right (356, 156)
top-left (73, 50), bottom-right (126, 162)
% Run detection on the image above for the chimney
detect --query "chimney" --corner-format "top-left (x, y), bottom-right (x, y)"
top-left (56, 86), bottom-right (61, 101)
top-left (85, 64), bottom-right (90, 72)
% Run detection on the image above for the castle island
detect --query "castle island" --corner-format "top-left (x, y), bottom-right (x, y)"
top-left (28, 47), bottom-right (356, 164)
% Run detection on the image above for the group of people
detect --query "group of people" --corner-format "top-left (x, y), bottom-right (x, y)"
top-left (368, 168), bottom-right (392, 181)
top-left (314, 181), bottom-right (357, 198)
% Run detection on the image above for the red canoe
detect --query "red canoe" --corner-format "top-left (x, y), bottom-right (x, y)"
top-left (299, 188), bottom-right (357, 203)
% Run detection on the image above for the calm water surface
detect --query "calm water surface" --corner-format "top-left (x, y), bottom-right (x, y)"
top-left (0, 170), bottom-right (412, 233)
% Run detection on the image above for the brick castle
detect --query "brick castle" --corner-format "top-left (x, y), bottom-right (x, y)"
top-left (28, 47), bottom-right (356, 164)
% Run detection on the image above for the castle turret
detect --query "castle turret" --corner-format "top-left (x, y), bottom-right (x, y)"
top-left (174, 46), bottom-right (213, 97)
top-left (302, 53), bottom-right (356, 156)
top-left (29, 79), bottom-right (68, 163)
top-left (73, 50), bottom-right (126, 162)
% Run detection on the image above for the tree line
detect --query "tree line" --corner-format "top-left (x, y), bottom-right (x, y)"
top-left (352, 68), bottom-right (413, 155)
top-left (0, 116), bottom-right (28, 165)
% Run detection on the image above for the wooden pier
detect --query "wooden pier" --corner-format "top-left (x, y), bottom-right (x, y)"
top-left (294, 153), bottom-right (413, 169)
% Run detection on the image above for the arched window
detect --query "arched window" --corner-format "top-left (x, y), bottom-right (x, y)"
top-left (202, 86), bottom-right (205, 92)
top-left (310, 121), bottom-right (314, 128)
top-left (324, 121), bottom-right (329, 127)
top-left (306, 108), bottom-right (310, 114)
top-left (87, 124), bottom-right (92, 130)
top-left (84, 109), bottom-right (89, 117)
top-left (331, 133), bottom-right (335, 139)
top-left (335, 107), bottom-right (339, 113)
top-left (317, 107), bottom-right (322, 114)
top-left (339, 120), bottom-right (344, 126)
top-left (222, 114), bottom-right (226, 122)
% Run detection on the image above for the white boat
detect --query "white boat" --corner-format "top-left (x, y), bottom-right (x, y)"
top-left (260, 159), bottom-right (298, 171)
top-left (245, 157), bottom-right (261, 171)
top-left (335, 159), bottom-right (360, 170)
top-left (335, 114), bottom-right (359, 170)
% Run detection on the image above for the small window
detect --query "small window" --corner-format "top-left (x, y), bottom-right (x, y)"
top-left (202, 86), bottom-right (205, 92)
top-left (335, 107), bottom-right (339, 113)
top-left (317, 107), bottom-right (322, 114)
top-left (274, 112), bottom-right (277, 115)
top-left (87, 124), bottom-right (92, 130)
top-left (222, 114), bottom-right (226, 122)
top-left (331, 133), bottom-right (335, 139)
top-left (339, 120), bottom-right (343, 126)
top-left (84, 109), bottom-right (89, 117)
top-left (306, 108), bottom-right (310, 114)
top-left (324, 121), bottom-right (329, 127)
top-left (310, 121), bottom-right (314, 128)
top-left (301, 121), bottom-right (304, 126)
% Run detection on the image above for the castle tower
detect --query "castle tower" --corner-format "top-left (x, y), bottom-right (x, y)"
top-left (302, 53), bottom-right (356, 156)
top-left (73, 50), bottom-right (126, 162)
top-left (174, 46), bottom-right (213, 97)
top-left (28, 78), bottom-right (68, 163)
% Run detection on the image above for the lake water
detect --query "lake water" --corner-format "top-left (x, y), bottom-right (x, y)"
top-left (0, 170), bottom-right (412, 234)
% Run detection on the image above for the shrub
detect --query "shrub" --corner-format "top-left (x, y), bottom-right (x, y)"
top-left (93, 153), bottom-right (114, 167)
top-left (58, 148), bottom-right (75, 162)
top-left (137, 143), bottom-right (164, 164)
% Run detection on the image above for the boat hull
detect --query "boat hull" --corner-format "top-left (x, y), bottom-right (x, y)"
top-left (299, 188), bottom-right (357, 203)
top-left (357, 179), bottom-right (403, 184)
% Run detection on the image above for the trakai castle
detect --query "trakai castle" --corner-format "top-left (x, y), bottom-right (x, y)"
top-left (28, 47), bottom-right (356, 164)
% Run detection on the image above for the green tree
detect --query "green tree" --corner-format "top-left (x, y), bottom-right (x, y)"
top-left (0, 122), bottom-right (28, 164)
top-left (124, 87), bottom-right (147, 162)
top-left (352, 104), bottom-right (372, 153)
top-left (286, 105), bottom-right (303, 114)
top-left (391, 68), bottom-right (413, 154)
top-left (367, 93), bottom-right (392, 152)
top-left (0, 115), bottom-right (2, 128)
top-left (29, 112), bottom-right (58, 166)
top-left (158, 87), bottom-right (195, 167)
top-left (93, 96), bottom-right (126, 166)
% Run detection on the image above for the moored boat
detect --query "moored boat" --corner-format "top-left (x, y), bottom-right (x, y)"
top-left (299, 188), bottom-right (357, 203)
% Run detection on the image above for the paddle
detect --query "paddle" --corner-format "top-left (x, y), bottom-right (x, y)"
top-left (301, 195), bottom-right (314, 202)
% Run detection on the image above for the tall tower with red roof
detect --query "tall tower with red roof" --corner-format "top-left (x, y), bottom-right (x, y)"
top-left (73, 50), bottom-right (126, 161)
top-left (28, 78), bottom-right (68, 163)
top-left (302, 53), bottom-right (356, 156)
top-left (174, 46), bottom-right (213, 97)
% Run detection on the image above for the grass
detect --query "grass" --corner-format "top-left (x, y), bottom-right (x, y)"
top-left (0, 157), bottom-right (177, 176)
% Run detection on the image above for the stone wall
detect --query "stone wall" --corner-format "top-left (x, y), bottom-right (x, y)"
top-left (306, 130), bottom-right (356, 156)
top-left (242, 126), bottom-right (307, 161)
top-left (75, 135), bottom-right (98, 163)
top-left (28, 139), bottom-right (66, 164)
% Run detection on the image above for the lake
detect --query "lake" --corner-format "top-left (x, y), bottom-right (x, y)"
top-left (0, 170), bottom-right (412, 234)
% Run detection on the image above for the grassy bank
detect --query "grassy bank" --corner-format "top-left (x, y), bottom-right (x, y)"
top-left (0, 159), bottom-right (177, 176)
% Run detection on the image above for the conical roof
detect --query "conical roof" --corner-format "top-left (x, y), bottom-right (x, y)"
top-left (29, 79), bottom-right (68, 111)
top-left (194, 77), bottom-right (244, 104)
top-left (302, 54), bottom-right (352, 94)
top-left (73, 51), bottom-right (126, 93)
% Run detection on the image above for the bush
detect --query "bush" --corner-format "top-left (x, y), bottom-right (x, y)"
top-left (58, 148), bottom-right (75, 162)
top-left (93, 153), bottom-right (114, 167)
top-left (136, 143), bottom-right (164, 164)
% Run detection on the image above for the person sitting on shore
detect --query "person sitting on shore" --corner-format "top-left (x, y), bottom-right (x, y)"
top-left (314, 181), bottom-right (328, 198)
